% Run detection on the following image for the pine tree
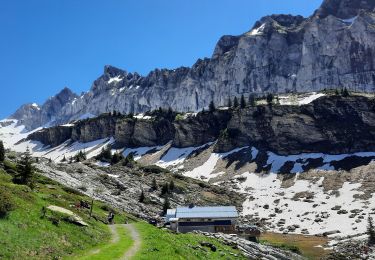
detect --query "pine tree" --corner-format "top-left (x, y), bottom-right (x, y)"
top-left (162, 196), bottom-right (170, 215)
top-left (335, 89), bottom-right (340, 95)
top-left (96, 145), bottom-right (112, 162)
top-left (368, 215), bottom-right (375, 246)
top-left (233, 97), bottom-right (239, 108)
top-left (342, 88), bottom-right (350, 97)
top-left (161, 182), bottom-right (169, 195)
top-left (0, 140), bottom-right (4, 162)
top-left (227, 98), bottom-right (232, 108)
top-left (152, 177), bottom-right (158, 191)
top-left (14, 147), bottom-right (34, 188)
top-left (249, 94), bottom-right (256, 107)
top-left (61, 156), bottom-right (67, 162)
top-left (74, 150), bottom-right (86, 162)
top-left (209, 100), bottom-right (215, 112)
top-left (240, 94), bottom-right (246, 108)
top-left (169, 180), bottom-right (175, 191)
top-left (111, 152), bottom-right (123, 165)
top-left (139, 190), bottom-right (145, 203)
top-left (266, 93), bottom-right (274, 105)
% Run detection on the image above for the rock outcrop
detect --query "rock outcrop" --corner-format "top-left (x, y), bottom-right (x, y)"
top-left (9, 0), bottom-right (375, 130)
top-left (27, 96), bottom-right (375, 155)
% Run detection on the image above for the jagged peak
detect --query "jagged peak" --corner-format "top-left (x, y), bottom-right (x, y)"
top-left (103, 65), bottom-right (127, 77)
top-left (315, 0), bottom-right (375, 19)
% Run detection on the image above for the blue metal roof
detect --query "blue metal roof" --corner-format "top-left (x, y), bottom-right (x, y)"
top-left (175, 206), bottom-right (238, 219)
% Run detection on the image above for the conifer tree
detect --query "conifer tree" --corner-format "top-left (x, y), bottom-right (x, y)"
top-left (209, 100), bottom-right (215, 112)
top-left (162, 196), bottom-right (170, 215)
top-left (249, 94), bottom-right (256, 107)
top-left (266, 93), bottom-right (274, 105)
top-left (233, 96), bottom-right (239, 108)
top-left (152, 177), bottom-right (158, 191)
top-left (161, 182), bottom-right (169, 195)
top-left (342, 88), bottom-right (350, 97)
top-left (139, 189), bottom-right (145, 203)
top-left (0, 140), bottom-right (4, 162)
top-left (240, 94), bottom-right (246, 108)
top-left (15, 147), bottom-right (34, 188)
top-left (368, 215), bottom-right (375, 246)
top-left (169, 180), bottom-right (175, 191)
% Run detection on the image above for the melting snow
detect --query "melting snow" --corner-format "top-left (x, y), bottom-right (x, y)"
top-left (184, 147), bottom-right (249, 179)
top-left (249, 23), bottom-right (266, 36)
top-left (156, 143), bottom-right (215, 168)
top-left (108, 76), bottom-right (123, 84)
top-left (31, 103), bottom-right (40, 110)
top-left (134, 114), bottom-right (152, 120)
top-left (267, 151), bottom-right (375, 173)
top-left (279, 92), bottom-right (326, 106)
top-left (77, 113), bottom-right (96, 121)
top-left (240, 172), bottom-right (375, 237)
top-left (342, 16), bottom-right (357, 25)
top-left (123, 146), bottom-right (162, 160)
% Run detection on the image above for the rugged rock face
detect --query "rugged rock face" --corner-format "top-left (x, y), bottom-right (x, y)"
top-left (27, 96), bottom-right (375, 155)
top-left (216, 96), bottom-right (375, 154)
top-left (9, 0), bottom-right (375, 130)
top-left (11, 87), bottom-right (78, 130)
top-left (316, 0), bottom-right (375, 19)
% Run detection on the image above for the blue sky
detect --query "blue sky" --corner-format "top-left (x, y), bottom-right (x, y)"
top-left (0, 0), bottom-right (322, 119)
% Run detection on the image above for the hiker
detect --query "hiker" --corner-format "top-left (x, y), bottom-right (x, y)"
top-left (108, 211), bottom-right (115, 224)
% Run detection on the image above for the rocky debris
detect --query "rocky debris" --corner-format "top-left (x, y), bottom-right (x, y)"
top-left (35, 160), bottom-right (244, 222)
top-left (337, 209), bottom-right (348, 215)
top-left (193, 231), bottom-right (305, 260)
top-left (323, 240), bottom-right (375, 260)
top-left (11, 0), bottom-right (375, 131)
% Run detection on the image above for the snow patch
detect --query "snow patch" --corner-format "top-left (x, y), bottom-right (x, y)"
top-left (108, 76), bottom-right (123, 84)
top-left (249, 23), bottom-right (266, 36)
top-left (184, 147), bottom-right (249, 179)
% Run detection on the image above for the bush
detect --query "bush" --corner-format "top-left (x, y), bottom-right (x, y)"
top-left (174, 114), bottom-right (185, 121)
top-left (100, 204), bottom-right (117, 213)
top-left (140, 165), bottom-right (168, 174)
top-left (62, 186), bottom-right (84, 196)
top-left (0, 188), bottom-right (15, 218)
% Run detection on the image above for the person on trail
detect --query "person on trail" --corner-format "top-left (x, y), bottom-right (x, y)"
top-left (107, 211), bottom-right (115, 224)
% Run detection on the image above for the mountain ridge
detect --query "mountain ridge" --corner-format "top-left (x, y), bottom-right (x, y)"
top-left (9, 0), bottom-right (375, 131)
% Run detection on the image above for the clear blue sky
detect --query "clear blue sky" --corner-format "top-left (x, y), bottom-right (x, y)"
top-left (0, 0), bottom-right (322, 119)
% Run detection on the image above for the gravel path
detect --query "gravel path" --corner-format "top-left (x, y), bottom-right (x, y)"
top-left (121, 224), bottom-right (141, 259)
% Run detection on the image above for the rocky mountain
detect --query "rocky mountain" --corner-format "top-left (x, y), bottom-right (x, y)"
top-left (8, 0), bottom-right (375, 130)
top-left (11, 87), bottom-right (78, 130)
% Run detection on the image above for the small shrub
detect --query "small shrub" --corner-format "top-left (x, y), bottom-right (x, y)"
top-left (0, 189), bottom-right (15, 218)
top-left (77, 185), bottom-right (88, 192)
top-left (140, 165), bottom-right (168, 174)
top-left (175, 114), bottom-right (185, 121)
top-left (62, 186), bottom-right (84, 196)
top-left (100, 204), bottom-right (116, 213)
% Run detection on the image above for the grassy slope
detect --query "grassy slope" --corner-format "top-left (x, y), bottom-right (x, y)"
top-left (0, 163), bottom-right (133, 260)
top-left (133, 222), bottom-right (246, 260)
top-left (260, 232), bottom-right (331, 259)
